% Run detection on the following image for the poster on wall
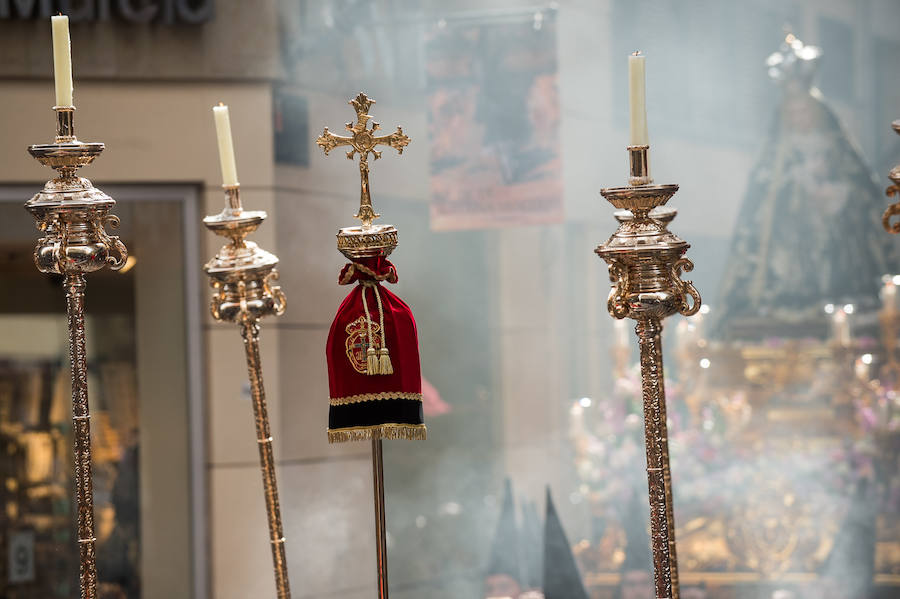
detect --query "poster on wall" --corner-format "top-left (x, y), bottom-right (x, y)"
top-left (426, 10), bottom-right (563, 231)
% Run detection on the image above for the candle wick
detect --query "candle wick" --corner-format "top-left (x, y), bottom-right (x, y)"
top-left (217, 101), bottom-right (225, 107)
top-left (632, 50), bottom-right (642, 56)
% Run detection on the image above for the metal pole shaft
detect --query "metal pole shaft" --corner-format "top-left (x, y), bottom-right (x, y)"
top-left (654, 336), bottom-right (680, 599)
top-left (635, 316), bottom-right (679, 599)
top-left (65, 273), bottom-right (98, 599)
top-left (372, 439), bottom-right (389, 599)
top-left (240, 320), bottom-right (291, 599)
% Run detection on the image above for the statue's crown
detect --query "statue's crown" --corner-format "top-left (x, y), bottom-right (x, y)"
top-left (767, 33), bottom-right (822, 85)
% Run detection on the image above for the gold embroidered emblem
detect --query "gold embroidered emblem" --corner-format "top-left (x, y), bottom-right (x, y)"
top-left (345, 315), bottom-right (382, 374)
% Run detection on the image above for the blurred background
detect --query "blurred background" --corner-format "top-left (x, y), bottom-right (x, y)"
top-left (0, 1), bottom-right (899, 598)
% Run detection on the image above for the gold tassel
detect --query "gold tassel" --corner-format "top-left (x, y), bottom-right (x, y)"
top-left (366, 347), bottom-right (380, 375)
top-left (378, 347), bottom-right (394, 375)
top-left (328, 423), bottom-right (428, 443)
top-left (370, 283), bottom-right (392, 376)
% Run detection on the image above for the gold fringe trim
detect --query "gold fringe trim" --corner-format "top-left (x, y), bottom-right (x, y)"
top-left (328, 423), bottom-right (427, 443)
top-left (330, 392), bottom-right (423, 406)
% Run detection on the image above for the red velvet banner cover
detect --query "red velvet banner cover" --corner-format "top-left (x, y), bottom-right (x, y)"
top-left (326, 256), bottom-right (425, 442)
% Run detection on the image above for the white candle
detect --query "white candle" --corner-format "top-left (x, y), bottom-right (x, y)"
top-left (832, 310), bottom-right (851, 347)
top-left (854, 359), bottom-right (867, 380)
top-left (882, 280), bottom-right (897, 313)
top-left (675, 319), bottom-right (690, 348)
top-left (628, 51), bottom-right (648, 146)
top-left (213, 103), bottom-right (239, 187)
top-left (613, 319), bottom-right (629, 349)
top-left (51, 15), bottom-right (74, 107)
top-left (692, 311), bottom-right (705, 342)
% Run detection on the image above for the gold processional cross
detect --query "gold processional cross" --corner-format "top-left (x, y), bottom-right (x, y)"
top-left (316, 92), bottom-right (410, 228)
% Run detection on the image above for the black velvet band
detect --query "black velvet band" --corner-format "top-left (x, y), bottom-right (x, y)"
top-left (328, 397), bottom-right (424, 431)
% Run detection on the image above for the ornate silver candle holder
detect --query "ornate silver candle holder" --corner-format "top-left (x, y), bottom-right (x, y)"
top-left (203, 184), bottom-right (290, 598)
top-left (26, 105), bottom-right (128, 599)
top-left (596, 145), bottom-right (701, 599)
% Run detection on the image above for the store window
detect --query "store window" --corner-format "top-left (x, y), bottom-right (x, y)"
top-left (0, 186), bottom-right (203, 599)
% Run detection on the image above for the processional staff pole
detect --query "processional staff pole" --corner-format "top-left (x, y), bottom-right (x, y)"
top-left (882, 120), bottom-right (900, 233)
top-left (28, 100), bottom-right (129, 599)
top-left (317, 92), bottom-right (422, 599)
top-left (597, 145), bottom-right (701, 599)
top-left (204, 105), bottom-right (291, 598)
top-left (596, 52), bottom-right (701, 599)
top-left (372, 438), bottom-right (390, 597)
top-left (27, 16), bottom-right (128, 597)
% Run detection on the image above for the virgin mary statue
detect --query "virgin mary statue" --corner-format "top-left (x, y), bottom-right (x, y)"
top-left (715, 34), bottom-right (896, 338)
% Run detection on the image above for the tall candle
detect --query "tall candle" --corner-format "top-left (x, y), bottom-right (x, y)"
top-left (882, 279), bottom-right (897, 313)
top-left (692, 311), bottom-right (706, 342)
top-left (675, 319), bottom-right (690, 348)
top-left (854, 356), bottom-right (871, 381)
top-left (51, 15), bottom-right (74, 107)
top-left (213, 103), bottom-right (239, 187)
top-left (832, 309), bottom-right (851, 347)
top-left (613, 319), bottom-right (629, 349)
top-left (628, 51), bottom-right (648, 146)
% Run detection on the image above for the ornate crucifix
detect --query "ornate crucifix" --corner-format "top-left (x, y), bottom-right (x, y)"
top-left (316, 92), bottom-right (410, 228)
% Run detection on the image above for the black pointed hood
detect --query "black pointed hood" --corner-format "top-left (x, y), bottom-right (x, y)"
top-left (543, 487), bottom-right (589, 599)
top-left (487, 478), bottom-right (522, 584)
